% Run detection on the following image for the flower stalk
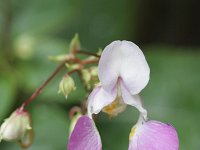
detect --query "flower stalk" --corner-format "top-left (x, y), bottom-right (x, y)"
top-left (20, 51), bottom-right (99, 110)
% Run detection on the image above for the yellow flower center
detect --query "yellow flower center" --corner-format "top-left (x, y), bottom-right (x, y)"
top-left (102, 96), bottom-right (126, 117)
top-left (102, 81), bottom-right (126, 117)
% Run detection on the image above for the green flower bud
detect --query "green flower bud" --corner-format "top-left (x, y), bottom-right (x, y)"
top-left (81, 67), bottom-right (99, 90)
top-left (0, 109), bottom-right (32, 145)
top-left (69, 34), bottom-right (80, 54)
top-left (81, 69), bottom-right (91, 84)
top-left (58, 75), bottom-right (76, 99)
top-left (48, 54), bottom-right (74, 62)
top-left (65, 63), bottom-right (80, 70)
top-left (90, 66), bottom-right (98, 77)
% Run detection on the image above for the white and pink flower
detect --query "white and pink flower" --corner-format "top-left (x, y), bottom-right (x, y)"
top-left (68, 41), bottom-right (179, 150)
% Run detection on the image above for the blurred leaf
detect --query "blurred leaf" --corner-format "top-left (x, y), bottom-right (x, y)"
top-left (0, 75), bottom-right (16, 121)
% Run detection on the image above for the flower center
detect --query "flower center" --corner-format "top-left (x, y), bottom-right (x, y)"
top-left (102, 96), bottom-right (126, 117)
top-left (102, 81), bottom-right (126, 117)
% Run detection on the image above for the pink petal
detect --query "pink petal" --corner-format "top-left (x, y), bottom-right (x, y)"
top-left (98, 41), bottom-right (150, 95)
top-left (68, 116), bottom-right (102, 150)
top-left (87, 86), bottom-right (117, 115)
top-left (129, 120), bottom-right (179, 150)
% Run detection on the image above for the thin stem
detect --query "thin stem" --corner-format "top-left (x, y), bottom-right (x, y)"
top-left (81, 59), bottom-right (99, 65)
top-left (64, 68), bottom-right (80, 77)
top-left (75, 50), bottom-right (100, 58)
top-left (69, 106), bottom-right (82, 120)
top-left (21, 61), bottom-right (66, 108)
top-left (20, 50), bottom-right (99, 110)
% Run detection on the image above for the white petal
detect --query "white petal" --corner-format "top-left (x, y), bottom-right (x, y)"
top-left (87, 86), bottom-right (117, 116)
top-left (120, 81), bottom-right (147, 119)
top-left (99, 40), bottom-right (150, 95)
top-left (119, 41), bottom-right (150, 95)
top-left (98, 41), bottom-right (122, 92)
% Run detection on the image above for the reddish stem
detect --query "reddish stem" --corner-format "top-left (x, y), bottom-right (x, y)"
top-left (81, 59), bottom-right (99, 65)
top-left (69, 106), bottom-right (82, 120)
top-left (75, 50), bottom-right (100, 58)
top-left (19, 50), bottom-right (100, 110)
top-left (21, 61), bottom-right (66, 109)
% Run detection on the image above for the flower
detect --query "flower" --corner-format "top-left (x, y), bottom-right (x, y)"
top-left (0, 108), bottom-right (32, 147)
top-left (68, 40), bottom-right (179, 150)
top-left (68, 40), bottom-right (149, 149)
top-left (88, 40), bottom-right (150, 118)
top-left (128, 120), bottom-right (179, 150)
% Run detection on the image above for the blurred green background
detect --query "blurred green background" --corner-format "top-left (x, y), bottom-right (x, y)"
top-left (0, 0), bottom-right (200, 149)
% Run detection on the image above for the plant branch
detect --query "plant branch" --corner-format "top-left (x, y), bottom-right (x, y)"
top-left (21, 61), bottom-right (66, 108)
top-left (75, 50), bottom-right (100, 58)
top-left (20, 50), bottom-right (99, 109)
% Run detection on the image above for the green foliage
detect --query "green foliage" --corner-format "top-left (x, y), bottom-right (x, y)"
top-left (0, 75), bottom-right (16, 121)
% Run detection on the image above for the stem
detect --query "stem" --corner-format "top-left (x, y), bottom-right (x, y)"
top-left (21, 61), bottom-right (66, 108)
top-left (65, 69), bottom-right (80, 76)
top-left (19, 50), bottom-right (99, 110)
top-left (69, 106), bottom-right (82, 120)
top-left (75, 50), bottom-right (100, 58)
top-left (81, 59), bottom-right (99, 65)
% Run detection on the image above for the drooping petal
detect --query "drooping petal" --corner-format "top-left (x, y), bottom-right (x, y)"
top-left (87, 86), bottom-right (117, 116)
top-left (68, 116), bottom-right (102, 150)
top-left (129, 120), bottom-right (179, 150)
top-left (120, 81), bottom-right (147, 119)
top-left (98, 40), bottom-right (150, 94)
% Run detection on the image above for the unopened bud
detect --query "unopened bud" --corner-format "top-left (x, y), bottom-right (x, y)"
top-left (58, 75), bottom-right (76, 99)
top-left (69, 34), bottom-right (80, 54)
top-left (0, 108), bottom-right (32, 147)
top-left (65, 63), bottom-right (80, 70)
top-left (97, 48), bottom-right (102, 55)
top-left (48, 54), bottom-right (74, 62)
top-left (81, 69), bottom-right (91, 84)
top-left (81, 67), bottom-right (99, 90)
top-left (90, 66), bottom-right (98, 77)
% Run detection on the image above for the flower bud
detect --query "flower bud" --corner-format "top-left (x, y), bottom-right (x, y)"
top-left (69, 34), bottom-right (81, 54)
top-left (81, 67), bottom-right (99, 90)
top-left (58, 75), bottom-right (76, 99)
top-left (48, 54), bottom-right (74, 62)
top-left (65, 63), bottom-right (80, 70)
top-left (0, 109), bottom-right (32, 143)
top-left (81, 69), bottom-right (91, 85)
